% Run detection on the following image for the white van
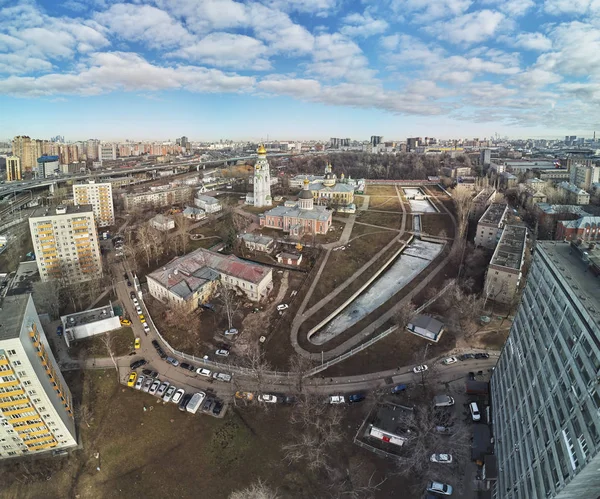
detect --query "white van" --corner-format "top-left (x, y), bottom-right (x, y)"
top-left (186, 392), bottom-right (206, 414)
top-left (470, 402), bottom-right (481, 422)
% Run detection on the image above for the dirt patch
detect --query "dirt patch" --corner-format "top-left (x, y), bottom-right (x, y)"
top-left (68, 328), bottom-right (135, 358)
top-left (368, 196), bottom-right (402, 210)
top-left (420, 214), bottom-right (454, 238)
top-left (356, 211), bottom-right (403, 229)
top-left (365, 185), bottom-right (398, 196)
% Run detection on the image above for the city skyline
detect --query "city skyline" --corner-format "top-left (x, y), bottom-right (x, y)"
top-left (2, 1), bottom-right (600, 139)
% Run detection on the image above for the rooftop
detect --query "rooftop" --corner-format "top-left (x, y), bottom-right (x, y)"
top-left (559, 216), bottom-right (600, 229)
top-left (558, 182), bottom-right (589, 195)
top-left (195, 194), bottom-right (220, 204)
top-left (6, 261), bottom-right (39, 297)
top-left (537, 241), bottom-right (600, 331)
top-left (0, 294), bottom-right (29, 341)
top-left (310, 181), bottom-right (355, 193)
top-left (240, 233), bottom-right (274, 245)
top-left (479, 203), bottom-right (508, 227)
top-left (262, 203), bottom-right (332, 222)
top-left (536, 204), bottom-right (591, 216)
top-left (30, 204), bottom-right (94, 219)
top-left (62, 304), bottom-right (115, 328)
top-left (148, 248), bottom-right (271, 300)
top-left (490, 225), bottom-right (528, 270)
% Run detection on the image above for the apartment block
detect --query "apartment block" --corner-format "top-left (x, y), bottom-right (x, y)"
top-left (73, 181), bottom-right (115, 227)
top-left (6, 156), bottom-right (21, 181)
top-left (0, 294), bottom-right (77, 458)
top-left (484, 225), bottom-right (527, 304)
top-left (474, 203), bottom-right (508, 249)
top-left (28, 205), bottom-right (102, 283)
top-left (569, 164), bottom-right (600, 191)
top-left (490, 241), bottom-right (600, 499)
top-left (97, 143), bottom-right (116, 162)
top-left (11, 136), bottom-right (35, 172)
top-left (558, 182), bottom-right (591, 205)
top-left (123, 186), bottom-right (192, 210)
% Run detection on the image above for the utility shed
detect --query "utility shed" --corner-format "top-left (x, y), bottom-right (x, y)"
top-left (61, 303), bottom-right (121, 347)
top-left (406, 314), bottom-right (445, 342)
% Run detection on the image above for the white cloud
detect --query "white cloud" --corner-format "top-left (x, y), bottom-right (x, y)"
top-left (390, 0), bottom-right (472, 21)
top-left (174, 33), bottom-right (270, 70)
top-left (543, 0), bottom-right (600, 15)
top-left (0, 52), bottom-right (255, 97)
top-left (95, 4), bottom-right (192, 49)
top-left (514, 32), bottom-right (552, 51)
top-left (341, 10), bottom-right (388, 38)
top-left (0, 53), bottom-right (53, 75)
top-left (432, 10), bottom-right (505, 44)
top-left (264, 0), bottom-right (337, 15)
top-left (151, 0), bottom-right (248, 33)
top-left (483, 0), bottom-right (535, 16)
top-left (379, 34), bottom-right (400, 51)
top-left (511, 68), bottom-right (562, 88)
top-left (258, 75), bottom-right (321, 97)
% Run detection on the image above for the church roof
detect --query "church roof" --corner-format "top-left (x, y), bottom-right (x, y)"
top-left (310, 182), bottom-right (355, 193)
top-left (298, 188), bottom-right (313, 200)
top-left (262, 204), bottom-right (331, 222)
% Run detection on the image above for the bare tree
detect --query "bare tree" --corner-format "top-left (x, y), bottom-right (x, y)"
top-left (452, 185), bottom-right (474, 239)
top-left (136, 225), bottom-right (153, 268)
top-left (174, 213), bottom-right (191, 255)
top-left (146, 226), bottom-right (165, 265)
top-left (32, 279), bottom-right (62, 319)
top-left (76, 404), bottom-right (94, 428)
top-left (234, 343), bottom-right (273, 399)
top-left (101, 332), bottom-right (119, 380)
top-left (393, 301), bottom-right (416, 331)
top-left (229, 479), bottom-right (279, 499)
top-left (288, 352), bottom-right (316, 395)
top-left (218, 281), bottom-right (240, 331)
top-left (441, 279), bottom-right (485, 339)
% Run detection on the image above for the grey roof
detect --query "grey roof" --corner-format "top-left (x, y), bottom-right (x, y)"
top-left (479, 203), bottom-right (507, 226)
top-left (560, 216), bottom-right (600, 229)
top-left (195, 194), bottom-right (220, 205)
top-left (310, 181), bottom-right (355, 193)
top-left (30, 204), bottom-right (94, 219)
top-left (0, 294), bottom-right (29, 341)
top-left (298, 188), bottom-right (313, 200)
top-left (262, 204), bottom-right (332, 222)
top-left (241, 233), bottom-right (274, 245)
top-left (409, 314), bottom-right (444, 334)
top-left (62, 304), bottom-right (115, 328)
top-left (6, 261), bottom-right (39, 297)
top-left (536, 204), bottom-right (591, 216)
top-left (558, 181), bottom-right (589, 195)
top-left (490, 225), bottom-right (527, 270)
top-left (183, 206), bottom-right (205, 215)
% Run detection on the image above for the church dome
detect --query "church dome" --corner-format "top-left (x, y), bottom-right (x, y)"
top-left (298, 188), bottom-right (313, 200)
top-left (257, 144), bottom-right (266, 155)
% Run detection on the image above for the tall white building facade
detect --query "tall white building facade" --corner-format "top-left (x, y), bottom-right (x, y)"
top-left (98, 143), bottom-right (116, 162)
top-left (0, 295), bottom-right (77, 458)
top-left (73, 181), bottom-right (115, 227)
top-left (247, 144), bottom-right (272, 208)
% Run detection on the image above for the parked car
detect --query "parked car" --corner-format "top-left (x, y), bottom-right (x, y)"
top-left (134, 338), bottom-right (141, 349)
top-left (172, 388), bottom-right (184, 404)
top-left (152, 340), bottom-right (160, 350)
top-left (459, 353), bottom-right (475, 360)
top-left (391, 384), bottom-right (408, 394)
top-left (165, 357), bottom-right (179, 367)
top-left (127, 372), bottom-right (137, 387)
top-left (276, 304), bottom-right (288, 311)
top-left (474, 352), bottom-right (490, 359)
top-left (235, 391), bottom-right (254, 401)
top-left (413, 364), bottom-right (428, 374)
top-left (157, 381), bottom-right (170, 397)
top-left (196, 368), bottom-right (212, 377)
top-left (132, 298), bottom-right (139, 307)
top-left (134, 375), bottom-right (144, 390)
top-left (149, 380), bottom-right (160, 395)
top-left (130, 358), bottom-right (147, 370)
top-left (120, 318), bottom-right (132, 326)
top-left (212, 401), bottom-right (224, 416)
top-left (186, 392), bottom-right (206, 414)
top-left (143, 323), bottom-right (150, 334)
top-left (348, 393), bottom-right (365, 404)
top-left (180, 363), bottom-right (195, 372)
top-left (426, 481), bottom-right (453, 496)
top-left (283, 395), bottom-right (296, 404)
top-left (258, 394), bottom-right (278, 403)
top-left (430, 454), bottom-right (453, 464)
top-left (135, 306), bottom-right (143, 315)
top-left (203, 397), bottom-right (215, 412)
top-left (56, 326), bottom-right (63, 336)
top-left (329, 395), bottom-right (345, 404)
top-left (139, 314), bottom-right (145, 322)
top-left (468, 372), bottom-right (475, 380)
top-left (127, 280), bottom-right (132, 287)
top-left (179, 393), bottom-right (192, 411)
top-left (142, 378), bottom-right (153, 392)
top-left (215, 349), bottom-right (230, 357)
top-left (163, 385), bottom-right (176, 402)
top-left (470, 402), bottom-right (481, 422)
top-left (130, 291), bottom-right (136, 299)
top-left (224, 328), bottom-right (239, 336)
top-left (212, 372), bottom-right (232, 382)
top-left (142, 368), bottom-right (158, 379)
top-left (442, 357), bottom-right (457, 365)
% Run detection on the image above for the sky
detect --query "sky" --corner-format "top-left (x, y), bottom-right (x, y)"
top-left (1, 0), bottom-right (600, 142)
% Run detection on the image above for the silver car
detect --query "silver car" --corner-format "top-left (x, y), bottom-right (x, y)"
top-left (163, 385), bottom-right (176, 402)
top-left (148, 380), bottom-right (160, 395)
top-left (142, 377), bottom-right (152, 392)
top-left (157, 381), bottom-right (170, 397)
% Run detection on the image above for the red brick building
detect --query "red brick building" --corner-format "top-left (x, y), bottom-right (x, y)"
top-left (555, 216), bottom-right (600, 241)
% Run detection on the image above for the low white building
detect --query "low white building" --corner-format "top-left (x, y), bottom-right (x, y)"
top-left (183, 206), bottom-right (206, 221)
top-left (150, 214), bottom-right (175, 231)
top-left (240, 233), bottom-right (274, 253)
top-left (194, 194), bottom-right (222, 214)
top-left (61, 304), bottom-right (121, 347)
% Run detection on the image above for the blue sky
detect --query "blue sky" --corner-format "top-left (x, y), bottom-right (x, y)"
top-left (1, 0), bottom-right (600, 141)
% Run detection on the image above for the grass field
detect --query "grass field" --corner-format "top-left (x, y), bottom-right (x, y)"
top-left (1, 370), bottom-right (407, 498)
top-left (367, 196), bottom-right (402, 210)
top-left (356, 211), bottom-right (403, 230)
top-left (365, 185), bottom-right (398, 196)
top-left (68, 328), bottom-right (136, 358)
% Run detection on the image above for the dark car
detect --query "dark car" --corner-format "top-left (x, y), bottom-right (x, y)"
top-left (216, 343), bottom-right (230, 351)
top-left (348, 393), bottom-right (366, 404)
top-left (127, 280), bottom-right (132, 287)
top-left (142, 369), bottom-right (158, 378)
top-left (180, 363), bottom-right (195, 372)
top-left (179, 394), bottom-right (192, 412)
top-left (157, 348), bottom-right (167, 360)
top-left (474, 353), bottom-right (490, 359)
top-left (123, 273), bottom-right (128, 280)
top-left (212, 401), bottom-right (223, 416)
top-left (152, 340), bottom-right (160, 350)
top-left (130, 291), bottom-right (136, 299)
top-left (468, 371), bottom-right (475, 380)
top-left (130, 359), bottom-right (147, 370)
top-left (459, 353), bottom-right (475, 360)
top-left (391, 384), bottom-right (407, 394)
top-left (283, 395), bottom-right (296, 405)
top-left (56, 326), bottom-right (63, 336)
top-left (202, 397), bottom-right (215, 412)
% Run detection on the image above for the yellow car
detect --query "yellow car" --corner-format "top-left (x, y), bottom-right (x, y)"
top-left (139, 314), bottom-right (145, 322)
top-left (120, 318), bottom-right (132, 326)
top-left (235, 391), bottom-right (254, 401)
top-left (127, 371), bottom-right (137, 387)
top-left (134, 338), bottom-right (141, 349)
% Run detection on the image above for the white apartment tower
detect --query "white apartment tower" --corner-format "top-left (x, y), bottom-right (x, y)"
top-left (0, 295), bottom-right (77, 458)
top-left (251, 144), bottom-right (272, 208)
top-left (28, 205), bottom-right (102, 283)
top-left (73, 181), bottom-right (115, 227)
top-left (97, 143), bottom-right (116, 162)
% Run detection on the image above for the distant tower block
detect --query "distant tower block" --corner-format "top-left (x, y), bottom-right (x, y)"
top-left (252, 144), bottom-right (272, 208)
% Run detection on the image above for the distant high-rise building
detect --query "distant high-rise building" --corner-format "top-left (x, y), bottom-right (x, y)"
top-left (11, 136), bottom-right (35, 172)
top-left (86, 139), bottom-right (99, 160)
top-left (0, 294), bottom-right (78, 458)
top-left (29, 205), bottom-right (102, 283)
top-left (570, 164), bottom-right (600, 191)
top-left (97, 143), bottom-right (116, 162)
top-left (480, 149), bottom-right (492, 167)
top-left (180, 136), bottom-right (189, 150)
top-left (36, 156), bottom-right (59, 178)
top-left (73, 181), bottom-right (115, 227)
top-left (490, 240), bottom-right (600, 499)
top-left (370, 136), bottom-right (383, 147)
top-left (6, 155), bottom-right (21, 181)
top-left (407, 137), bottom-right (419, 150)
